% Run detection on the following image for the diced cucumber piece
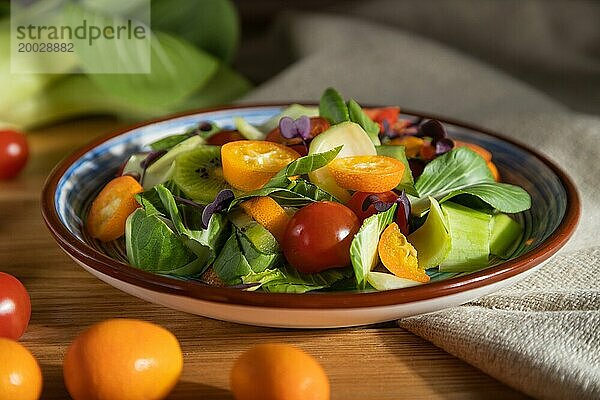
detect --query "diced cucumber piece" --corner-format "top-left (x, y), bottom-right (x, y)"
top-left (259, 104), bottom-right (319, 132)
top-left (121, 153), bottom-right (147, 178)
top-left (490, 213), bottom-right (522, 259)
top-left (367, 271), bottom-right (423, 291)
top-left (234, 116), bottom-right (266, 140)
top-left (308, 121), bottom-right (376, 202)
top-left (228, 210), bottom-right (279, 254)
top-left (408, 197), bottom-right (451, 269)
top-left (144, 135), bottom-right (205, 189)
top-left (439, 202), bottom-right (491, 272)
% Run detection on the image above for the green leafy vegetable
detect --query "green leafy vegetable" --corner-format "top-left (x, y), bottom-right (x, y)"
top-left (1, 0), bottom-right (249, 129)
top-left (350, 205), bottom-right (397, 289)
top-left (125, 208), bottom-right (199, 274)
top-left (230, 180), bottom-right (338, 209)
top-left (228, 210), bottom-right (279, 254)
top-left (151, 0), bottom-right (239, 62)
top-left (375, 145), bottom-right (417, 196)
top-left (347, 99), bottom-right (381, 145)
top-left (265, 146), bottom-right (342, 188)
top-left (212, 229), bottom-right (282, 285)
top-left (126, 185), bottom-right (229, 277)
top-left (411, 147), bottom-right (531, 216)
top-left (229, 148), bottom-right (342, 208)
top-left (319, 87), bottom-right (349, 124)
top-left (260, 266), bottom-right (354, 294)
top-left (438, 182), bottom-right (532, 214)
top-left (176, 65), bottom-right (251, 110)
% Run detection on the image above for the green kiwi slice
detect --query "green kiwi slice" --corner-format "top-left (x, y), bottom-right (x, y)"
top-left (173, 146), bottom-right (231, 204)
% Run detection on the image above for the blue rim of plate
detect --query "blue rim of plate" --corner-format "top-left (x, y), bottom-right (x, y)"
top-left (41, 103), bottom-right (581, 309)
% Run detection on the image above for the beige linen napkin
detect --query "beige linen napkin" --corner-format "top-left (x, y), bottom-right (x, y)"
top-left (400, 248), bottom-right (600, 399)
top-left (243, 7), bottom-right (600, 399)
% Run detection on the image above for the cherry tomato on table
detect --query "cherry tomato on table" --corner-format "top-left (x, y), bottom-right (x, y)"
top-left (0, 130), bottom-right (29, 180)
top-left (282, 201), bottom-right (360, 273)
top-left (0, 272), bottom-right (31, 340)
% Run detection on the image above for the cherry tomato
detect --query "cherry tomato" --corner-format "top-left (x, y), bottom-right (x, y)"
top-left (0, 130), bottom-right (29, 180)
top-left (346, 191), bottom-right (399, 223)
top-left (364, 107), bottom-right (400, 131)
top-left (266, 117), bottom-right (330, 156)
top-left (205, 130), bottom-right (246, 146)
top-left (282, 201), bottom-right (360, 273)
top-left (0, 272), bottom-right (31, 340)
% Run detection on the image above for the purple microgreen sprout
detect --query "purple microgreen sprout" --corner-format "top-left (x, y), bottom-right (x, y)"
top-left (395, 191), bottom-right (411, 235)
top-left (414, 119), bottom-right (455, 157)
top-left (361, 191), bottom-right (411, 234)
top-left (408, 159), bottom-right (426, 179)
top-left (417, 119), bottom-right (446, 140)
top-left (174, 196), bottom-right (205, 210)
top-left (201, 189), bottom-right (235, 229)
top-left (434, 137), bottom-right (455, 156)
top-left (279, 116), bottom-right (312, 140)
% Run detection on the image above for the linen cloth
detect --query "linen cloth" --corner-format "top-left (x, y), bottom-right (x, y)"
top-left (242, 5), bottom-right (600, 399)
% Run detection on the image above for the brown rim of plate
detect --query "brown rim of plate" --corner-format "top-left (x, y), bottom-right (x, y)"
top-left (41, 103), bottom-right (581, 309)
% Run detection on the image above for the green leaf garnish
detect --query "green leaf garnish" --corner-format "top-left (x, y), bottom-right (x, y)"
top-left (412, 147), bottom-right (531, 215)
top-left (347, 99), bottom-right (381, 145)
top-left (319, 87), bottom-right (349, 124)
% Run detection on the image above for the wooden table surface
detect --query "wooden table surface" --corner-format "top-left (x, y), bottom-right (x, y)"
top-left (0, 118), bottom-right (529, 399)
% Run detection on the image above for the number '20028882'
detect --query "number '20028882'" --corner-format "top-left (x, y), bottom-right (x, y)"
top-left (17, 42), bottom-right (74, 52)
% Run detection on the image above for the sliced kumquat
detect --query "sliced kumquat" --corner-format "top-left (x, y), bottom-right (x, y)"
top-left (221, 141), bottom-right (300, 191)
top-left (454, 140), bottom-right (492, 162)
top-left (86, 175), bottom-right (143, 242)
top-left (378, 223), bottom-right (429, 283)
top-left (240, 196), bottom-right (290, 242)
top-left (328, 155), bottom-right (405, 193)
top-left (389, 136), bottom-right (425, 158)
top-left (487, 161), bottom-right (501, 181)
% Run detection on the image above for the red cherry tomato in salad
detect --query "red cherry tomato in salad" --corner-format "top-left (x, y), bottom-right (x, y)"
top-left (0, 130), bottom-right (29, 180)
top-left (0, 272), bottom-right (31, 340)
top-left (205, 130), bottom-right (246, 146)
top-left (346, 191), bottom-right (399, 223)
top-left (266, 117), bottom-right (330, 156)
top-left (282, 201), bottom-right (360, 273)
top-left (364, 107), bottom-right (400, 131)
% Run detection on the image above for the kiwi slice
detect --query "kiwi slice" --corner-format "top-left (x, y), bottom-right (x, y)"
top-left (173, 146), bottom-right (231, 204)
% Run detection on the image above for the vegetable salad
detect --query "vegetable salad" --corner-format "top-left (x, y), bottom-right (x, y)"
top-left (86, 87), bottom-right (531, 293)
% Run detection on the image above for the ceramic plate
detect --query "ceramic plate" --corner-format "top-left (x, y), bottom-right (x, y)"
top-left (41, 105), bottom-right (580, 328)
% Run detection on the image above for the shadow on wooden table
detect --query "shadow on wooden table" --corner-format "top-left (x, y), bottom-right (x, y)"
top-left (169, 381), bottom-right (233, 400)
